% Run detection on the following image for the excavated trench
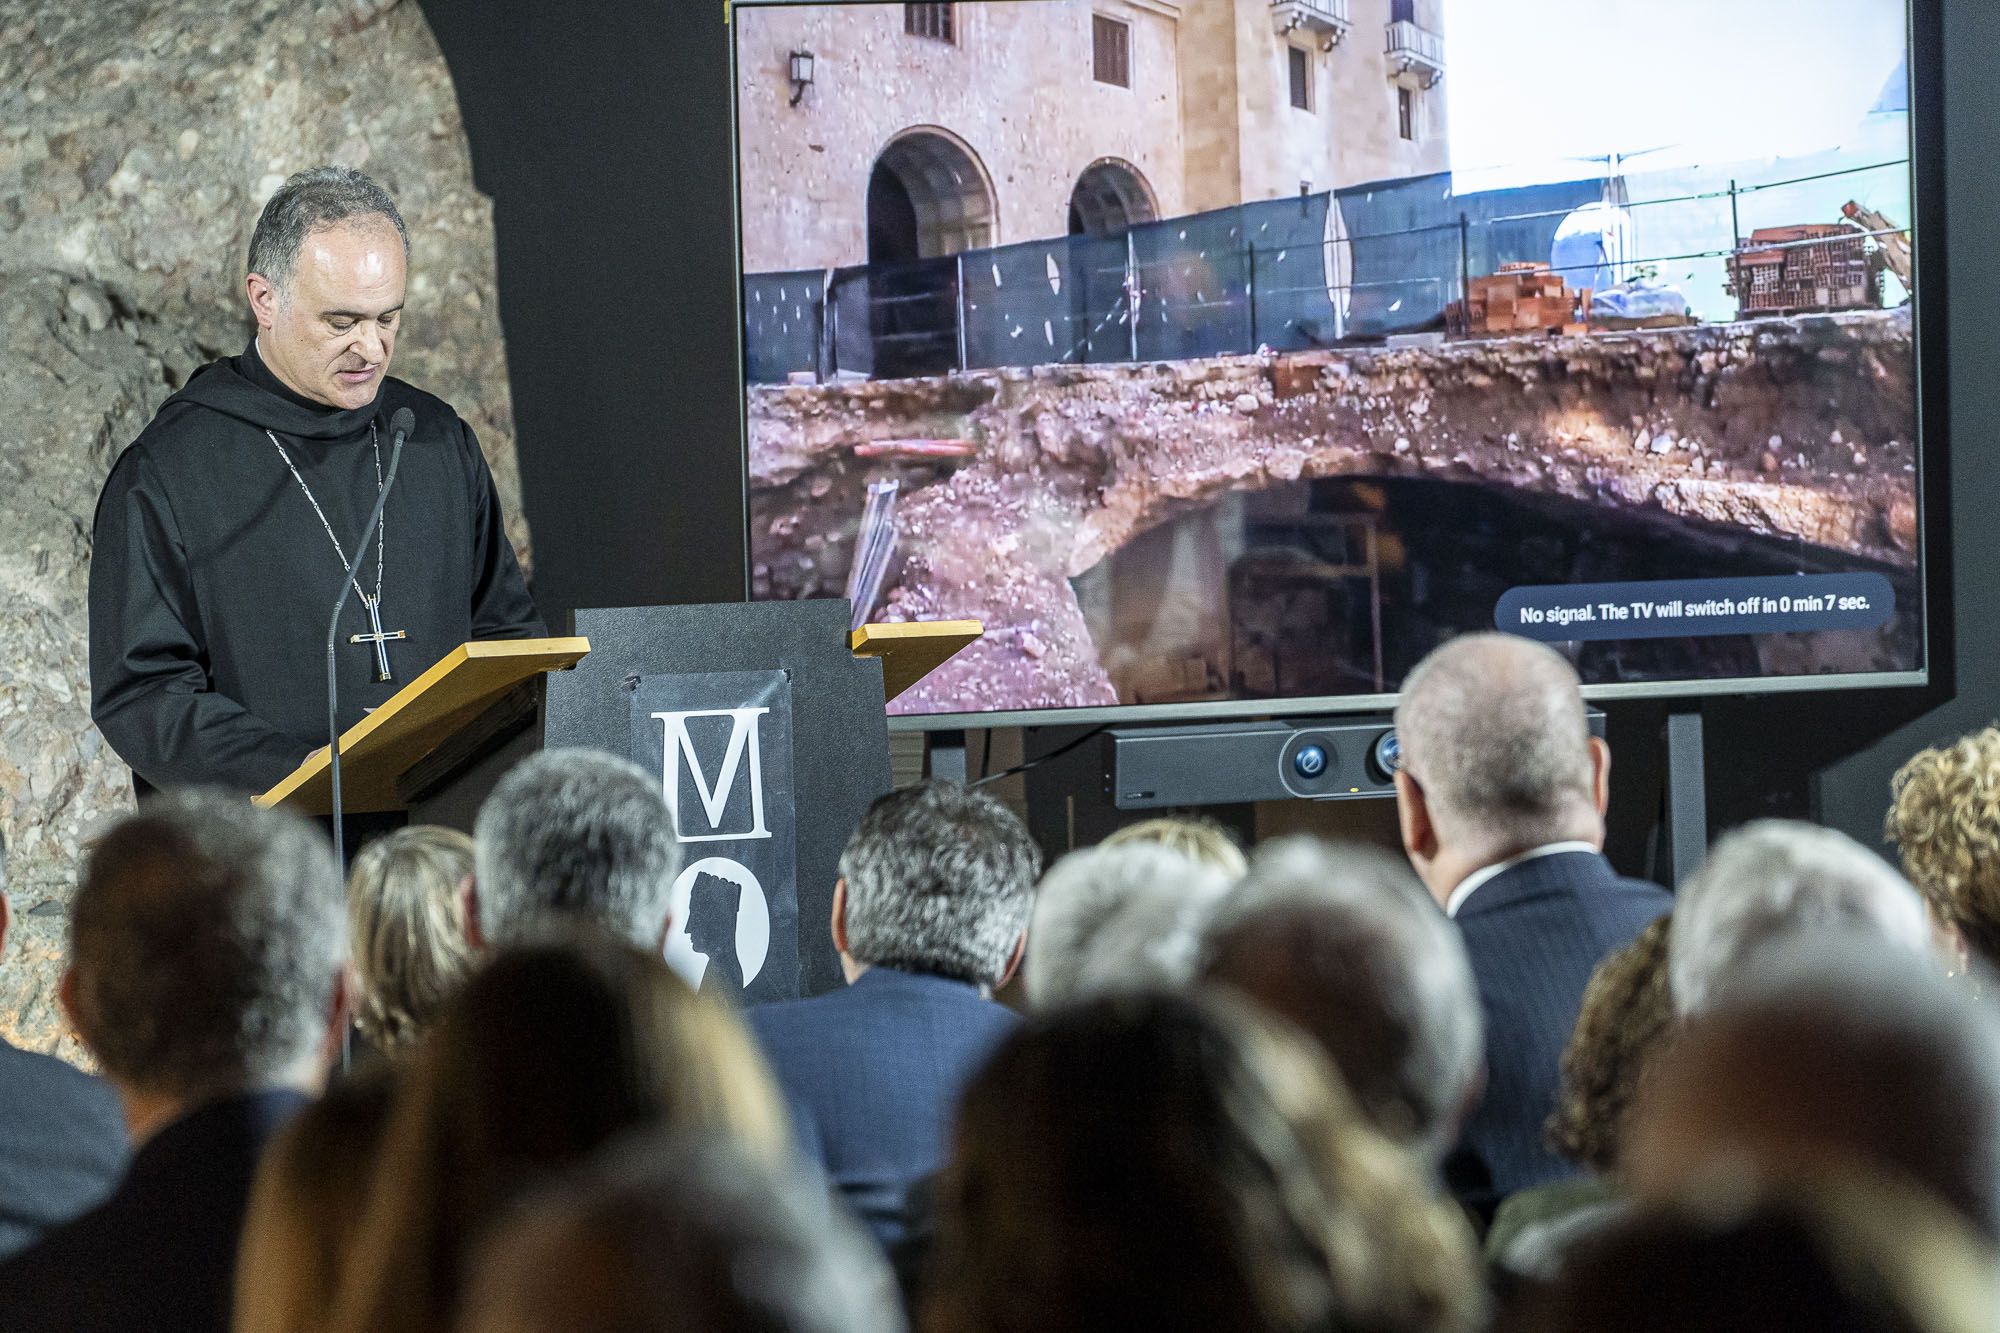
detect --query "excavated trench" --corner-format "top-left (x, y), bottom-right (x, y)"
top-left (748, 308), bottom-right (1919, 715)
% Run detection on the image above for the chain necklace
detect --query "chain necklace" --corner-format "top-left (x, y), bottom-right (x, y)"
top-left (264, 421), bottom-right (406, 681)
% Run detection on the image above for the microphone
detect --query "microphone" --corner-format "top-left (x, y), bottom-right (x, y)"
top-left (327, 406), bottom-right (414, 872)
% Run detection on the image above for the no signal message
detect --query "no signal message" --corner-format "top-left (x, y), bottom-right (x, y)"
top-left (1496, 573), bottom-right (1896, 644)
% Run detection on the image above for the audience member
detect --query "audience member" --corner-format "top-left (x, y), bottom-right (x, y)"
top-left (1669, 819), bottom-right (1930, 1016)
top-left (331, 933), bottom-right (789, 1333)
top-left (747, 779), bottom-right (1040, 1249)
top-left (0, 828), bottom-right (125, 1260)
top-left (1486, 914), bottom-right (1675, 1277)
top-left (1100, 815), bottom-right (1248, 878)
top-left (234, 1063), bottom-right (397, 1333)
top-left (1514, 1172), bottom-right (1999, 1333)
top-left (457, 1131), bottom-right (905, 1333)
top-left (1391, 633), bottom-right (1669, 1218)
top-left (347, 825), bottom-right (476, 1053)
top-left (925, 990), bottom-right (1484, 1333)
top-left (0, 792), bottom-right (348, 1333)
top-left (1885, 724), bottom-right (2000, 976)
top-left (1628, 935), bottom-right (2000, 1241)
top-left (1200, 835), bottom-right (1482, 1161)
top-left (1024, 841), bottom-right (1229, 1008)
top-left (468, 748), bottom-right (683, 949)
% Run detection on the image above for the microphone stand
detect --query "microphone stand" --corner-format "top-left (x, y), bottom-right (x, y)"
top-left (327, 408), bottom-right (411, 873)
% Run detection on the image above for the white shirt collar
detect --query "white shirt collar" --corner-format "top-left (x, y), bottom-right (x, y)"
top-left (1445, 841), bottom-right (1600, 917)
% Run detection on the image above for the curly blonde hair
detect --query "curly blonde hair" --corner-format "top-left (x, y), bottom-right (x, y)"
top-left (1886, 725), bottom-right (2000, 970)
top-left (1547, 914), bottom-right (1675, 1171)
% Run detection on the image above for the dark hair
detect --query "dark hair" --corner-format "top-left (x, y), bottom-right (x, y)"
top-left (248, 166), bottom-right (409, 291)
top-left (1547, 914), bottom-right (1675, 1171)
top-left (459, 1132), bottom-right (904, 1333)
top-left (330, 934), bottom-right (789, 1333)
top-left (69, 790), bottom-right (345, 1097)
top-left (926, 992), bottom-right (1483, 1333)
top-left (1528, 1194), bottom-right (1954, 1333)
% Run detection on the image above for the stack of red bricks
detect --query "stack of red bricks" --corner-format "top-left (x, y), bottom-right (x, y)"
top-left (1449, 263), bottom-right (1583, 337)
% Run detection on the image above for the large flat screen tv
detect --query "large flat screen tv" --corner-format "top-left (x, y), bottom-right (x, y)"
top-left (731, 0), bottom-right (1928, 728)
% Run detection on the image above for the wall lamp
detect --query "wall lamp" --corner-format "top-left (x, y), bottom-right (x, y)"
top-left (789, 49), bottom-right (815, 107)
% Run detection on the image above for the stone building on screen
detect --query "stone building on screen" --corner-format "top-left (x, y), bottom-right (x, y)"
top-left (734, 0), bottom-right (1451, 273)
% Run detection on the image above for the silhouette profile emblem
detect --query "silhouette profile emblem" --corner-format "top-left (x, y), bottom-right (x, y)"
top-left (686, 871), bottom-right (746, 1001)
top-left (664, 857), bottom-right (772, 999)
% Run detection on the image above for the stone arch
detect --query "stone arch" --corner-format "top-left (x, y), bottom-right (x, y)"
top-left (1067, 158), bottom-right (1158, 238)
top-left (868, 127), bottom-right (997, 262)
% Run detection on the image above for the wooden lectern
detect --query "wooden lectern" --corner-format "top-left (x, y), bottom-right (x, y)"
top-left (255, 604), bottom-right (980, 1001)
top-left (255, 638), bottom-right (591, 816)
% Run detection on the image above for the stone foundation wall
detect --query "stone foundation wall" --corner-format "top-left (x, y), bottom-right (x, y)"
top-left (0, 0), bottom-right (528, 1055)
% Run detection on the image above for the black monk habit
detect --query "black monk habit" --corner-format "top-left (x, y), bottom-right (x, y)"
top-left (89, 342), bottom-right (545, 795)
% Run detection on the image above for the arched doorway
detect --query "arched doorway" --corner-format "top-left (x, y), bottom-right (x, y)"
top-left (868, 129), bottom-right (996, 261)
top-left (1067, 159), bottom-right (1157, 238)
top-left (862, 130), bottom-right (995, 379)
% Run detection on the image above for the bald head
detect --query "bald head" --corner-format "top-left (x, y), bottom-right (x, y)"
top-left (1393, 635), bottom-right (1601, 865)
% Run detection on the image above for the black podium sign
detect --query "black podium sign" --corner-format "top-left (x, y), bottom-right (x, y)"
top-left (629, 670), bottom-right (799, 1005)
top-left (542, 600), bottom-right (893, 997)
top-left (402, 600), bottom-right (894, 998)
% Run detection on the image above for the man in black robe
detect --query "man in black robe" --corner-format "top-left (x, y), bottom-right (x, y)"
top-left (89, 166), bottom-right (544, 796)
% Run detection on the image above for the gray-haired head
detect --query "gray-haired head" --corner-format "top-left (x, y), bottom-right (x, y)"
top-left (1024, 842), bottom-right (1232, 1010)
top-left (473, 750), bottom-right (684, 950)
top-left (838, 779), bottom-right (1041, 988)
top-left (67, 789), bottom-right (347, 1100)
top-left (1670, 819), bottom-right (1931, 1016)
top-left (459, 1130), bottom-right (905, 1333)
top-left (1632, 933), bottom-right (2000, 1241)
top-left (1393, 634), bottom-right (1600, 858)
top-left (247, 166), bottom-right (409, 297)
top-left (1201, 836), bottom-right (1483, 1158)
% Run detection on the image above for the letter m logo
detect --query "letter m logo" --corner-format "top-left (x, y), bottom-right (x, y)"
top-left (652, 707), bottom-right (773, 843)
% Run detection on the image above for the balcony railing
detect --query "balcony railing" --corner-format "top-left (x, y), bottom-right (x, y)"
top-left (1385, 18), bottom-right (1444, 87)
top-left (1272, 0), bottom-right (1352, 43)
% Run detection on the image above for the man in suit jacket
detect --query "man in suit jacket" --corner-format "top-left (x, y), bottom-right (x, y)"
top-left (0, 835), bottom-right (126, 1259)
top-left (1392, 634), bottom-right (1670, 1223)
top-left (0, 791), bottom-right (350, 1332)
top-left (747, 779), bottom-right (1042, 1249)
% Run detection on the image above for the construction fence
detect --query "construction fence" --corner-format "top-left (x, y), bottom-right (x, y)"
top-left (741, 159), bottom-right (1911, 385)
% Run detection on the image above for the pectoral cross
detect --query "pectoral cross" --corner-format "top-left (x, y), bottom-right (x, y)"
top-left (349, 593), bottom-right (408, 683)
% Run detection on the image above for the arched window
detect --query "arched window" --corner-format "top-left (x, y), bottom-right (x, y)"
top-left (1067, 159), bottom-right (1157, 239)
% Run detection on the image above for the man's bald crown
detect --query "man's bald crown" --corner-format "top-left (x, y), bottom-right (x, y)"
top-left (1393, 634), bottom-right (1597, 851)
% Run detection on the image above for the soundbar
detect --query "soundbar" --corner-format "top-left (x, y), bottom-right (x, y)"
top-left (1105, 713), bottom-right (1605, 810)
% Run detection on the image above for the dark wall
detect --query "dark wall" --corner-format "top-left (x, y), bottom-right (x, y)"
top-left (416, 0), bottom-right (749, 615)
top-left (1805, 0), bottom-right (1996, 844)
top-left (419, 0), bottom-right (1993, 852)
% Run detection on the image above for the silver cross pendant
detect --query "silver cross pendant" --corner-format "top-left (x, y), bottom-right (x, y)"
top-left (350, 593), bottom-right (408, 683)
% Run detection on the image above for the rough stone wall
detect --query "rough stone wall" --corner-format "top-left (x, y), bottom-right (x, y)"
top-left (0, 0), bottom-right (527, 1056)
top-left (749, 309), bottom-right (1917, 716)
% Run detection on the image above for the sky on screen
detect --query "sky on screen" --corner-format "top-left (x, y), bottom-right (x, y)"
top-left (1445, 0), bottom-right (1909, 185)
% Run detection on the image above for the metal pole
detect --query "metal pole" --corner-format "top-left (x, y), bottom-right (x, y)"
top-left (1246, 243), bottom-right (1259, 352)
top-left (1458, 211), bottom-right (1471, 305)
top-left (1126, 230), bottom-right (1140, 362)
top-left (954, 253), bottom-right (969, 373)
top-left (1663, 707), bottom-right (1708, 887)
top-left (1729, 178), bottom-right (1741, 254)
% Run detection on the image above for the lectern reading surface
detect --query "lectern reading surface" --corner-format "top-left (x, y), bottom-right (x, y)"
top-left (255, 638), bottom-right (590, 816)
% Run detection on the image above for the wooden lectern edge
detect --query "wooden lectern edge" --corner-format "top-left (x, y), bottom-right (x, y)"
top-left (848, 620), bottom-right (984, 702)
top-left (254, 636), bottom-right (591, 810)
